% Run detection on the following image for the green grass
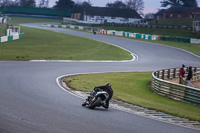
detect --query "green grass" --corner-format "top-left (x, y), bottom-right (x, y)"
top-left (0, 24), bottom-right (7, 36)
top-left (63, 24), bottom-right (200, 56)
top-left (64, 72), bottom-right (200, 121)
top-left (0, 17), bottom-right (132, 61)
top-left (7, 17), bottom-right (62, 26)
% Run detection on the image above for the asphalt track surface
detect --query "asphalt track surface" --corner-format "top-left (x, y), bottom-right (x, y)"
top-left (0, 23), bottom-right (199, 133)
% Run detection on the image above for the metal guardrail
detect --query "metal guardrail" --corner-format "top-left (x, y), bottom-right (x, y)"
top-left (151, 67), bottom-right (200, 105)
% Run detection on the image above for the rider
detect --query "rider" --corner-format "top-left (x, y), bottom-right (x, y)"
top-left (95, 83), bottom-right (114, 108)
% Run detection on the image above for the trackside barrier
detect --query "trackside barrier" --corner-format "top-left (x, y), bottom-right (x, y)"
top-left (0, 33), bottom-right (24, 43)
top-left (191, 39), bottom-right (200, 44)
top-left (42, 24), bottom-right (200, 44)
top-left (43, 24), bottom-right (102, 33)
top-left (152, 67), bottom-right (200, 105)
top-left (13, 34), bottom-right (19, 40)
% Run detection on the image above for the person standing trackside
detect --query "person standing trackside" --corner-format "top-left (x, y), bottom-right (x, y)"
top-left (187, 66), bottom-right (193, 86)
top-left (179, 64), bottom-right (185, 84)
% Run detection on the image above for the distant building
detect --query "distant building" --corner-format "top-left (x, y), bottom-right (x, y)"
top-left (83, 7), bottom-right (142, 24)
top-left (71, 13), bottom-right (81, 20)
top-left (154, 6), bottom-right (200, 19)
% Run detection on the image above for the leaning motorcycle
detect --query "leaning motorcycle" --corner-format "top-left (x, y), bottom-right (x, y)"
top-left (82, 87), bottom-right (109, 109)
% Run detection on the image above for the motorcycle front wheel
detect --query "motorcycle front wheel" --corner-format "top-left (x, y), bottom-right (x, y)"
top-left (88, 97), bottom-right (102, 109)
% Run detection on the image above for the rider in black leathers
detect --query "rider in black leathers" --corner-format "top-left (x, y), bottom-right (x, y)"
top-left (94, 83), bottom-right (114, 108)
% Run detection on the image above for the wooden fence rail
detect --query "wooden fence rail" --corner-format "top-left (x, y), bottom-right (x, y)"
top-left (151, 67), bottom-right (200, 105)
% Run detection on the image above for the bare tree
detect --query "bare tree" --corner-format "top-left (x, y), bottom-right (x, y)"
top-left (126, 0), bottom-right (144, 14)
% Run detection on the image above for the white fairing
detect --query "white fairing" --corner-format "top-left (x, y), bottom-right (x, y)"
top-left (96, 91), bottom-right (109, 100)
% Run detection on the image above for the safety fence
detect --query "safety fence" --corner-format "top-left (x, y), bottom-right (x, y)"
top-left (100, 23), bottom-right (188, 30)
top-left (100, 29), bottom-right (200, 44)
top-left (42, 24), bottom-right (200, 44)
top-left (0, 33), bottom-right (24, 43)
top-left (152, 67), bottom-right (200, 105)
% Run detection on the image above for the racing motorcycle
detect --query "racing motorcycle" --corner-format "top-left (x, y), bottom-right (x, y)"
top-left (82, 87), bottom-right (109, 109)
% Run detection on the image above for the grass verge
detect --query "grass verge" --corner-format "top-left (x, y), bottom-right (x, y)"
top-left (64, 72), bottom-right (200, 121)
top-left (0, 17), bottom-right (132, 61)
top-left (131, 38), bottom-right (200, 56)
top-left (7, 17), bottom-right (62, 26)
top-left (64, 25), bottom-right (200, 56)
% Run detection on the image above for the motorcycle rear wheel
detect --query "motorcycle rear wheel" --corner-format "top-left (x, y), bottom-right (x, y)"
top-left (82, 101), bottom-right (87, 106)
top-left (88, 97), bottom-right (102, 109)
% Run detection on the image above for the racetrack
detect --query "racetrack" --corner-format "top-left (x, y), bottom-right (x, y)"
top-left (0, 23), bottom-right (199, 133)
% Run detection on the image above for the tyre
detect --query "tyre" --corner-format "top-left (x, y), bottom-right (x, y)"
top-left (88, 97), bottom-right (102, 109)
top-left (82, 101), bottom-right (87, 106)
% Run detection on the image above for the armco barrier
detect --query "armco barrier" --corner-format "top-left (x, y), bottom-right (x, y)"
top-left (13, 34), bottom-right (19, 40)
top-left (0, 33), bottom-right (24, 43)
top-left (42, 24), bottom-right (200, 44)
top-left (8, 35), bottom-right (13, 41)
top-left (152, 67), bottom-right (200, 105)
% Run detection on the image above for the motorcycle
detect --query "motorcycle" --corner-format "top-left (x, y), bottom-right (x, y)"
top-left (82, 87), bottom-right (109, 109)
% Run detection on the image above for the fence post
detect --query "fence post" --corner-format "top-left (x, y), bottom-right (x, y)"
top-left (157, 71), bottom-right (160, 78)
top-left (168, 69), bottom-right (170, 79)
top-left (162, 70), bottom-right (165, 79)
top-left (194, 67), bottom-right (197, 73)
top-left (173, 68), bottom-right (176, 78)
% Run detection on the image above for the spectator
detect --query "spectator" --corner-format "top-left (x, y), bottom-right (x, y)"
top-left (179, 64), bottom-right (185, 84)
top-left (187, 66), bottom-right (193, 86)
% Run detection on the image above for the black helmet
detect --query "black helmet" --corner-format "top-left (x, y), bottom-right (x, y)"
top-left (105, 83), bottom-right (111, 87)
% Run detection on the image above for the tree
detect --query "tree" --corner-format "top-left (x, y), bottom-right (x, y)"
top-left (73, 1), bottom-right (91, 13)
top-left (144, 13), bottom-right (154, 19)
top-left (53, 0), bottom-right (75, 10)
top-left (106, 0), bottom-right (127, 9)
top-left (20, 0), bottom-right (36, 7)
top-left (39, 0), bottom-right (49, 8)
top-left (126, 0), bottom-right (144, 14)
top-left (0, 0), bottom-right (13, 7)
top-left (161, 0), bottom-right (198, 7)
top-left (82, 1), bottom-right (92, 8)
top-left (182, 0), bottom-right (198, 7)
top-left (13, 0), bottom-right (20, 6)
top-left (160, 0), bottom-right (183, 7)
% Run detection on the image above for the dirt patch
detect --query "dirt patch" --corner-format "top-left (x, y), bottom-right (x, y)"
top-left (63, 79), bottom-right (77, 91)
top-left (167, 78), bottom-right (200, 89)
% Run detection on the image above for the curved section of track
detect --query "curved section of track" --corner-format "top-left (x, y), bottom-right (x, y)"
top-left (0, 23), bottom-right (199, 133)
